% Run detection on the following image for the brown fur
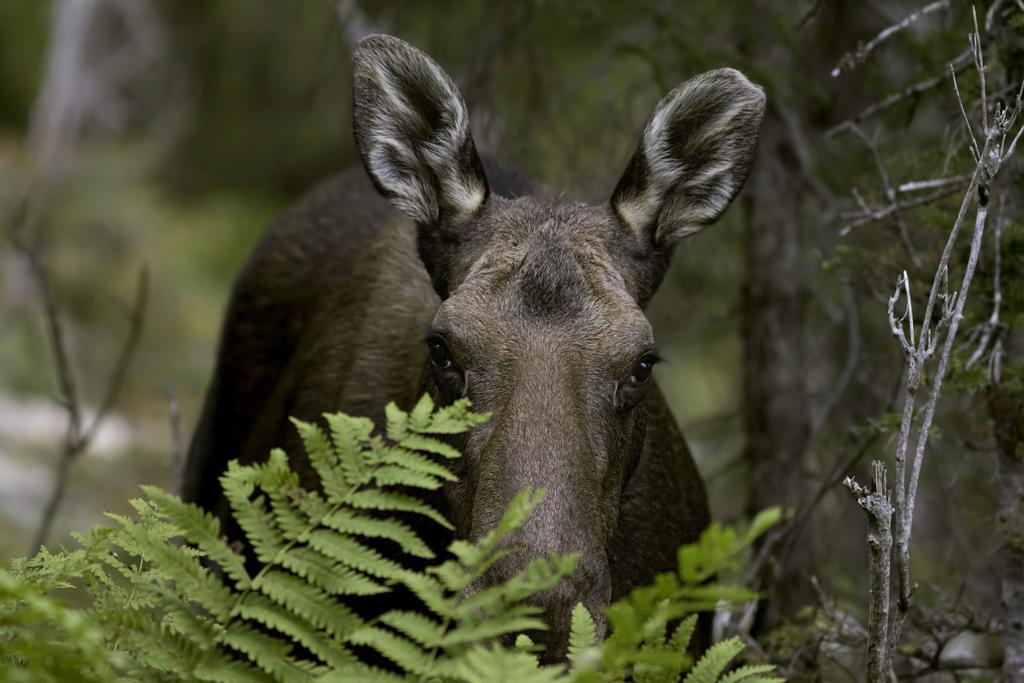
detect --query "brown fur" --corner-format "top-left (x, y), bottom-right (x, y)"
top-left (184, 34), bottom-right (765, 661)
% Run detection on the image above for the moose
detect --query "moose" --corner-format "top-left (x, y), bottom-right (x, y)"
top-left (183, 34), bottom-right (765, 661)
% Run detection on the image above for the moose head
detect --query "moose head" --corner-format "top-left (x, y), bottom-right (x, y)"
top-left (351, 34), bottom-right (765, 659)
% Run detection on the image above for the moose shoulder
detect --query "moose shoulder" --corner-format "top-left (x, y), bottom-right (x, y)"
top-left (183, 34), bottom-right (765, 661)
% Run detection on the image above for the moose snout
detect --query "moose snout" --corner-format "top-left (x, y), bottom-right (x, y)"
top-left (466, 468), bottom-right (612, 661)
top-left (475, 539), bottom-right (611, 663)
top-left (463, 373), bottom-right (615, 660)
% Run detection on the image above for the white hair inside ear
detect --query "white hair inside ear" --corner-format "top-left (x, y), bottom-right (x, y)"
top-left (611, 68), bottom-right (766, 245)
top-left (352, 34), bottom-right (488, 225)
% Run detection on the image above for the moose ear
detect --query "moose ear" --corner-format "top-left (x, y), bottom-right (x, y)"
top-left (352, 34), bottom-right (488, 227)
top-left (611, 68), bottom-right (765, 246)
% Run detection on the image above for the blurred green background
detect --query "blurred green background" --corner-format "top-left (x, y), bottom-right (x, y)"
top-left (1, 2), bottom-right (1020, 676)
top-left (0, 0), bottom-right (762, 556)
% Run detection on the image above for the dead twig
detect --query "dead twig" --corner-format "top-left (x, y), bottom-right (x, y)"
top-left (843, 12), bottom-right (1024, 680)
top-left (844, 462), bottom-right (894, 680)
top-left (15, 239), bottom-right (149, 555)
top-left (826, 50), bottom-right (972, 138)
top-left (831, 0), bottom-right (952, 78)
top-left (167, 386), bottom-right (184, 495)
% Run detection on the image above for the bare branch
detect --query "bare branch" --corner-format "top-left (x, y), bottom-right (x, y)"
top-left (831, 0), bottom-right (952, 78)
top-left (167, 386), bottom-right (184, 495)
top-left (897, 174), bottom-right (971, 194)
top-left (951, 67), bottom-right (981, 162)
top-left (839, 186), bottom-right (960, 235)
top-left (25, 260), bottom-right (148, 555)
top-left (845, 461), bottom-right (894, 680)
top-left (888, 271), bottom-right (916, 356)
top-left (843, 16), bottom-right (1024, 681)
top-left (966, 203), bottom-right (1003, 373)
top-left (826, 50), bottom-right (972, 137)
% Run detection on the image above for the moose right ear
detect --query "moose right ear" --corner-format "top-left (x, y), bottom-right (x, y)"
top-left (611, 68), bottom-right (765, 248)
top-left (352, 34), bottom-right (488, 229)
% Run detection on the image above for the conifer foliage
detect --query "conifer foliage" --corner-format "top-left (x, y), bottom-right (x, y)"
top-left (1, 395), bottom-right (783, 682)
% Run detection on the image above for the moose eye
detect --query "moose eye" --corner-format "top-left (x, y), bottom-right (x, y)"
top-left (630, 354), bottom-right (658, 384)
top-left (427, 335), bottom-right (452, 370)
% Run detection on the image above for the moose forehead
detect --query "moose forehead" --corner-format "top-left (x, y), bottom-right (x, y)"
top-left (433, 198), bottom-right (653, 354)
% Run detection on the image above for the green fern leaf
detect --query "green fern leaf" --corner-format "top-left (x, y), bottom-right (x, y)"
top-left (371, 464), bottom-right (444, 490)
top-left (407, 393), bottom-right (435, 431)
top-left (219, 621), bottom-right (304, 680)
top-left (439, 607), bottom-right (547, 647)
top-left (668, 614), bottom-right (698, 653)
top-left (416, 398), bottom-right (491, 434)
top-left (378, 445), bottom-right (458, 481)
top-left (280, 547), bottom-right (387, 597)
top-left (254, 570), bottom-right (360, 640)
top-left (323, 412), bottom-right (375, 487)
top-left (683, 636), bottom-right (745, 683)
top-left (193, 656), bottom-right (277, 683)
top-left (143, 486), bottom-right (250, 588)
top-left (443, 644), bottom-right (563, 683)
top-left (514, 633), bottom-right (537, 651)
top-left (397, 570), bottom-right (449, 617)
top-left (397, 433), bottom-right (462, 459)
top-left (347, 489), bottom-right (453, 529)
top-left (384, 401), bottom-right (410, 442)
top-left (236, 593), bottom-right (356, 670)
top-left (718, 664), bottom-right (782, 683)
top-left (305, 530), bottom-right (406, 580)
top-left (474, 487), bottom-right (546, 555)
top-left (221, 463), bottom-right (286, 564)
top-left (348, 625), bottom-right (430, 675)
top-left (112, 520), bottom-right (236, 621)
top-left (377, 610), bottom-right (444, 647)
top-left (322, 509), bottom-right (434, 559)
top-left (318, 664), bottom-right (406, 682)
top-left (291, 418), bottom-right (349, 500)
top-left (567, 602), bottom-right (597, 666)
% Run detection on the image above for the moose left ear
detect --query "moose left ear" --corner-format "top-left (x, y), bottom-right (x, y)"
top-left (352, 34), bottom-right (488, 227)
top-left (611, 68), bottom-right (766, 246)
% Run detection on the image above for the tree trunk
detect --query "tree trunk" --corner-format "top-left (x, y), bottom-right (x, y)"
top-left (989, 384), bottom-right (1024, 680)
top-left (742, 105), bottom-right (812, 625)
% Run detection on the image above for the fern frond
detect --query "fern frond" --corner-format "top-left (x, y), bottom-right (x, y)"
top-left (221, 463), bottom-right (286, 564)
top-left (415, 397), bottom-right (491, 434)
top-left (254, 570), bottom-right (360, 640)
top-left (371, 464), bottom-right (445, 490)
top-left (305, 531), bottom-right (405, 580)
top-left (279, 547), bottom-right (387, 597)
top-left (668, 614), bottom-right (698, 654)
top-left (718, 664), bottom-right (783, 683)
top-left (235, 593), bottom-right (356, 670)
top-left (111, 517), bottom-right (236, 621)
top-left (193, 656), bottom-right (277, 683)
top-left (347, 489), bottom-right (454, 529)
top-left (348, 625), bottom-right (431, 676)
top-left (442, 644), bottom-right (564, 683)
top-left (323, 412), bottom-right (375, 487)
top-left (219, 621), bottom-right (305, 680)
top-left (407, 392), bottom-right (436, 431)
top-left (396, 433), bottom-right (462, 459)
top-left (290, 417), bottom-right (347, 501)
top-left (397, 570), bottom-right (449, 617)
top-left (322, 509), bottom-right (434, 559)
top-left (683, 637), bottom-right (745, 683)
top-left (377, 610), bottom-right (444, 648)
top-left (143, 485), bottom-right (250, 588)
top-left (377, 445), bottom-right (459, 481)
top-left (567, 602), bottom-right (597, 666)
top-left (4, 395), bottom-right (779, 682)
top-left (317, 664), bottom-right (406, 683)
top-left (439, 607), bottom-right (548, 648)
